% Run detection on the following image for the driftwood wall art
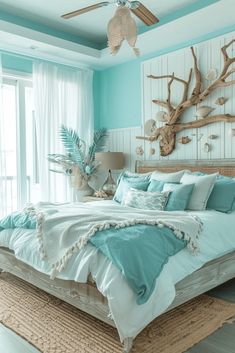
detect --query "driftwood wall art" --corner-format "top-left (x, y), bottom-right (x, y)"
top-left (137, 39), bottom-right (235, 156)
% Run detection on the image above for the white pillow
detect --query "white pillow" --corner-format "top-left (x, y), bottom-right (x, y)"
top-left (122, 188), bottom-right (170, 210)
top-left (151, 170), bottom-right (187, 182)
top-left (180, 172), bottom-right (218, 210)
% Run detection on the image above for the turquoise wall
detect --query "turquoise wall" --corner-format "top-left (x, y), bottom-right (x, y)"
top-left (2, 54), bottom-right (32, 73)
top-left (95, 22), bottom-right (235, 129)
top-left (94, 61), bottom-right (141, 129)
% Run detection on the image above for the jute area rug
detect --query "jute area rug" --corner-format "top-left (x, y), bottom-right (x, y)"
top-left (0, 273), bottom-right (235, 353)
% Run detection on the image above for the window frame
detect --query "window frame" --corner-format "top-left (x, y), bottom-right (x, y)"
top-left (2, 69), bottom-right (34, 209)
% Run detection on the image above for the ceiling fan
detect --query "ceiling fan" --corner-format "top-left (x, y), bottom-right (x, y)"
top-left (61, 1), bottom-right (159, 56)
top-left (61, 1), bottom-right (159, 27)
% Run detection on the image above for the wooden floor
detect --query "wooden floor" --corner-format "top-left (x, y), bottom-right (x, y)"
top-left (187, 279), bottom-right (235, 353)
top-left (0, 325), bottom-right (38, 353)
top-left (0, 279), bottom-right (234, 353)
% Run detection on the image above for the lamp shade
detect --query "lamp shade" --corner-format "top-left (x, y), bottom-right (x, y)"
top-left (96, 152), bottom-right (124, 170)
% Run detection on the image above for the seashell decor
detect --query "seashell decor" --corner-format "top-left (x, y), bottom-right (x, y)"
top-left (208, 134), bottom-right (218, 140)
top-left (178, 136), bottom-right (191, 144)
top-left (205, 68), bottom-right (217, 81)
top-left (203, 143), bottom-right (211, 153)
top-left (135, 145), bottom-right (144, 156)
top-left (228, 128), bottom-right (235, 137)
top-left (155, 111), bottom-right (168, 122)
top-left (195, 106), bottom-right (215, 118)
top-left (215, 97), bottom-right (228, 105)
top-left (144, 119), bottom-right (156, 136)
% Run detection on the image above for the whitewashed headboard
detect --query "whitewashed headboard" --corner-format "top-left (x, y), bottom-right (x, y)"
top-left (136, 159), bottom-right (235, 177)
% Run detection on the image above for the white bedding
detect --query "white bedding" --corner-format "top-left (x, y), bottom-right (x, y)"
top-left (0, 200), bottom-right (235, 341)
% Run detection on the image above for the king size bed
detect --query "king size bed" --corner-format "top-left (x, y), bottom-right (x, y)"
top-left (0, 159), bottom-right (235, 353)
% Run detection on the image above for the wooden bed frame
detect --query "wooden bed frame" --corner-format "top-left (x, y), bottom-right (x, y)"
top-left (1, 159), bottom-right (235, 353)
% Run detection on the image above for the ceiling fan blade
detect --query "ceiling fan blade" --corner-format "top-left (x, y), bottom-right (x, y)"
top-left (61, 2), bottom-right (110, 19)
top-left (130, 1), bottom-right (159, 26)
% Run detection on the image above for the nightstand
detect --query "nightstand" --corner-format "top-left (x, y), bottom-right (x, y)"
top-left (82, 196), bottom-right (113, 202)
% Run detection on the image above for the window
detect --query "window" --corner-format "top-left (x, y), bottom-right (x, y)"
top-left (1, 73), bottom-right (38, 216)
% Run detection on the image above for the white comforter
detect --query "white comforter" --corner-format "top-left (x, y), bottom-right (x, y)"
top-left (24, 202), bottom-right (201, 279)
top-left (1, 200), bottom-right (235, 341)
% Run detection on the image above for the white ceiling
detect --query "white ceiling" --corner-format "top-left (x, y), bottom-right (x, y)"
top-left (0, 0), bottom-right (200, 44)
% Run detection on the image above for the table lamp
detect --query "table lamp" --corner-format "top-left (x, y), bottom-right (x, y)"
top-left (96, 152), bottom-right (124, 195)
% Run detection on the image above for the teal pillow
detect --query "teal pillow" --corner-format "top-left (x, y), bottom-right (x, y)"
top-left (114, 179), bottom-right (150, 203)
top-left (147, 179), bottom-right (165, 192)
top-left (114, 171), bottom-right (150, 203)
top-left (116, 170), bottom-right (151, 185)
top-left (232, 198), bottom-right (235, 211)
top-left (162, 183), bottom-right (195, 211)
top-left (0, 211), bottom-right (36, 231)
top-left (207, 175), bottom-right (235, 213)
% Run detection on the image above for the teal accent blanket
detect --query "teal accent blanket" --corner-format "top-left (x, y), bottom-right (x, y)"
top-left (90, 224), bottom-right (186, 304)
top-left (0, 211), bottom-right (36, 231)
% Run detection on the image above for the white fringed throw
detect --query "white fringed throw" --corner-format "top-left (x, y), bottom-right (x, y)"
top-left (25, 202), bottom-right (203, 279)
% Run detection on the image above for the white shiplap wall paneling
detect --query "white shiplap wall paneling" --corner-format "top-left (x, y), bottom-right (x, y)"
top-left (197, 36), bottom-right (224, 159)
top-left (142, 31), bottom-right (235, 161)
top-left (107, 127), bottom-right (141, 174)
top-left (224, 34), bottom-right (235, 158)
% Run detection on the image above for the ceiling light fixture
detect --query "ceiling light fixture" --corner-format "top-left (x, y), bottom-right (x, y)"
top-left (107, 5), bottom-right (139, 56)
top-left (61, 1), bottom-right (159, 56)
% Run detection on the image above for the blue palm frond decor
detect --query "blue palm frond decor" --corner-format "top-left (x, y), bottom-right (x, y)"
top-left (48, 126), bottom-right (108, 179)
top-left (87, 128), bottom-right (108, 164)
top-left (60, 125), bottom-right (86, 172)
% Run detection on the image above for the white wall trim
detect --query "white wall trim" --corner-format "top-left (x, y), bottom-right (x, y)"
top-left (108, 126), bottom-right (141, 132)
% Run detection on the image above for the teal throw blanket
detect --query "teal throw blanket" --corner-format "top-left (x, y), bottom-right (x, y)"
top-left (90, 224), bottom-right (186, 304)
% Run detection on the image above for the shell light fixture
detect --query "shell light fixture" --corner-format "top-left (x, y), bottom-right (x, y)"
top-left (107, 5), bottom-right (139, 56)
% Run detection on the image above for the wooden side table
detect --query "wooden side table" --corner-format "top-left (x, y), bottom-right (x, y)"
top-left (82, 196), bottom-right (113, 202)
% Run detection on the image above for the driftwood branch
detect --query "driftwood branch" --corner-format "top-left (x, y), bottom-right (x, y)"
top-left (147, 74), bottom-right (188, 86)
top-left (166, 73), bottom-right (175, 115)
top-left (190, 46), bottom-right (202, 101)
top-left (198, 40), bottom-right (235, 101)
top-left (148, 73), bottom-right (188, 116)
top-left (181, 68), bottom-right (193, 104)
top-left (137, 114), bottom-right (235, 156)
top-left (174, 114), bottom-right (235, 132)
top-left (152, 99), bottom-right (173, 110)
top-left (138, 39), bottom-right (235, 156)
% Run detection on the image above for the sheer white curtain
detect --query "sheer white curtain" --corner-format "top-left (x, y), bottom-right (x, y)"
top-left (0, 54), bottom-right (7, 218)
top-left (33, 61), bottom-right (94, 202)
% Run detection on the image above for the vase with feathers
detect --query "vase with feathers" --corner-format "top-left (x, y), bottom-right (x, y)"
top-left (48, 125), bottom-right (108, 199)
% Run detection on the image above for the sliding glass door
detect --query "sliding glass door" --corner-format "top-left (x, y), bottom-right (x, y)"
top-left (0, 77), bottom-right (37, 217)
top-left (1, 80), bottom-right (18, 215)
